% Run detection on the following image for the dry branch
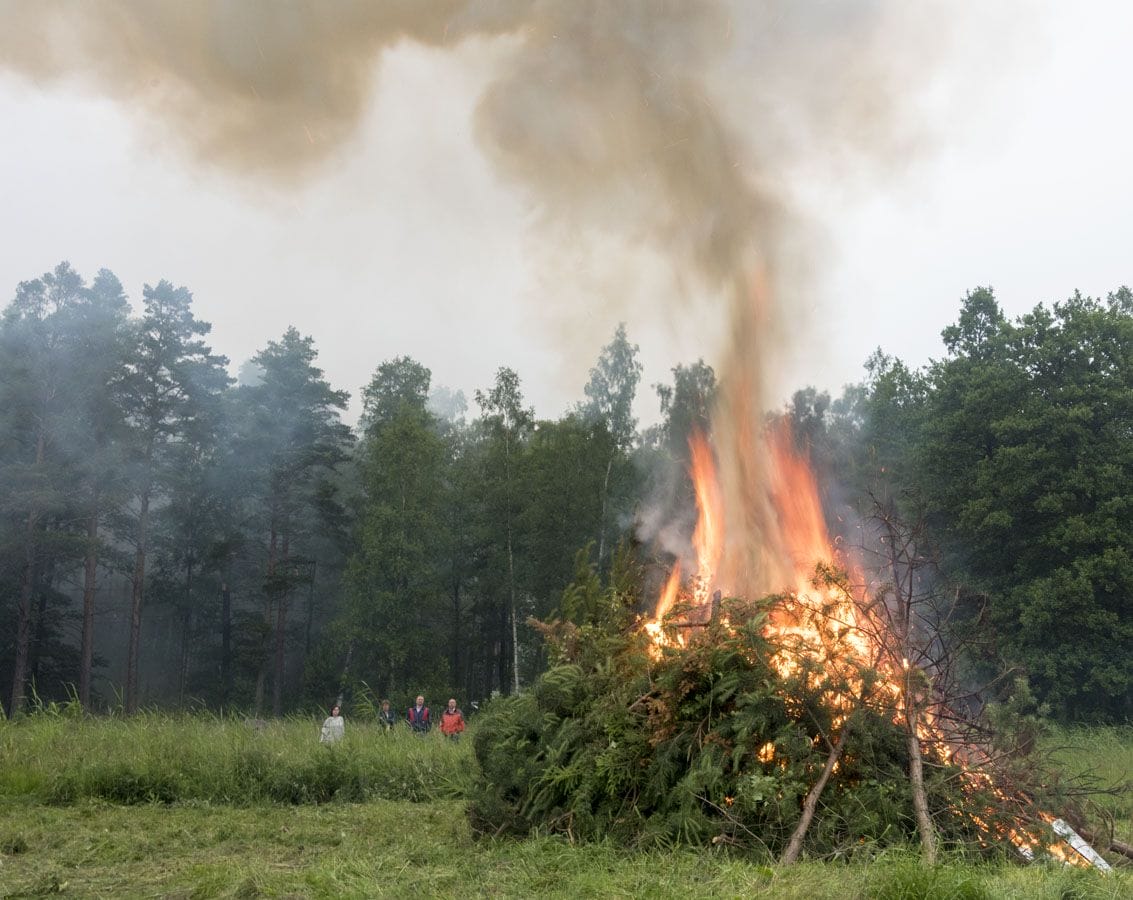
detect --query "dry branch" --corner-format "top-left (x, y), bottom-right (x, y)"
top-left (780, 722), bottom-right (852, 864)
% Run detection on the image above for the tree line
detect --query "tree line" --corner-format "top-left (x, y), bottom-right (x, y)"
top-left (1, 263), bottom-right (1129, 722)
top-left (0, 262), bottom-right (676, 718)
top-left (789, 286), bottom-right (1133, 723)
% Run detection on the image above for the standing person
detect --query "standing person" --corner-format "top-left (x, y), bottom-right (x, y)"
top-left (407, 695), bottom-right (430, 735)
top-left (440, 698), bottom-right (465, 742)
top-left (319, 704), bottom-right (345, 744)
top-left (378, 699), bottom-right (396, 732)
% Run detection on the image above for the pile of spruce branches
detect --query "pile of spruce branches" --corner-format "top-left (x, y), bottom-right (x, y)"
top-left (467, 552), bottom-right (1075, 861)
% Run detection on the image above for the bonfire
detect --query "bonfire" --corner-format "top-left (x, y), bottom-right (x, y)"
top-left (470, 419), bottom-right (1122, 870)
top-left (639, 424), bottom-right (1113, 869)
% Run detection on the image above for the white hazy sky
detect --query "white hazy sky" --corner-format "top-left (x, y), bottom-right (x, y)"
top-left (1, 2), bottom-right (1130, 426)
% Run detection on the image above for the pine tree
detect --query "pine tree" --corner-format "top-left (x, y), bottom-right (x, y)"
top-left (119, 281), bottom-right (230, 714)
top-left (238, 328), bottom-right (351, 716)
top-left (0, 263), bottom-right (100, 715)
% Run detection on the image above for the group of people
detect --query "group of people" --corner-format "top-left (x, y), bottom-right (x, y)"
top-left (319, 695), bottom-right (466, 743)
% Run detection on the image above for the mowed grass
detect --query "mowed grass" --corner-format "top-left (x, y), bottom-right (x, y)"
top-left (0, 716), bottom-right (1129, 898)
top-left (1, 798), bottom-right (1128, 899)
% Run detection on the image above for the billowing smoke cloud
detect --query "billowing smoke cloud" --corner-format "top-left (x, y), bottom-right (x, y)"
top-left (0, 0), bottom-right (965, 598)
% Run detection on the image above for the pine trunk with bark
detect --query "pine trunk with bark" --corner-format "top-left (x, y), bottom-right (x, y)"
top-left (79, 506), bottom-right (99, 708)
top-left (177, 557), bottom-right (193, 708)
top-left (596, 456), bottom-right (612, 566)
top-left (906, 699), bottom-right (937, 864)
top-left (30, 550), bottom-right (55, 687)
top-left (449, 580), bottom-right (461, 698)
top-left (8, 431), bottom-right (47, 718)
top-left (508, 544), bottom-right (519, 694)
top-left (303, 560), bottom-right (317, 659)
top-left (504, 432), bottom-right (519, 694)
top-left (125, 484), bottom-right (151, 714)
top-left (271, 531), bottom-right (290, 717)
top-left (220, 581), bottom-right (232, 708)
top-left (272, 596), bottom-right (289, 716)
top-left (254, 514), bottom-right (278, 718)
top-left (8, 515), bottom-right (39, 718)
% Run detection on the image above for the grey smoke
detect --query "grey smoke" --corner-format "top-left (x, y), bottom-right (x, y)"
top-left (0, 0), bottom-right (969, 598)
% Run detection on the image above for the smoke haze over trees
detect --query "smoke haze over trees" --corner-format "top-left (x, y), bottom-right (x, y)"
top-left (1, 263), bottom-right (1129, 724)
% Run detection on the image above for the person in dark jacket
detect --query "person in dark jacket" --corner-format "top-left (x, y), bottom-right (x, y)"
top-left (378, 699), bottom-right (397, 732)
top-left (407, 695), bottom-right (430, 734)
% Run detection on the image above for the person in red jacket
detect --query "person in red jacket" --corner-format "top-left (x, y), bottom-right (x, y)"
top-left (440, 697), bottom-right (466, 741)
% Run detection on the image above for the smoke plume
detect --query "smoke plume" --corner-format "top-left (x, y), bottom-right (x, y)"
top-left (1, 0), bottom-right (962, 598)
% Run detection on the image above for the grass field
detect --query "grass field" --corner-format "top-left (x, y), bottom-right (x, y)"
top-left (0, 714), bottom-right (472, 805)
top-left (1045, 726), bottom-right (1133, 846)
top-left (0, 715), bottom-right (1129, 898)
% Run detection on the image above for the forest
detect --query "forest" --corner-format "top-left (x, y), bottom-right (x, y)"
top-left (2, 261), bottom-right (1131, 725)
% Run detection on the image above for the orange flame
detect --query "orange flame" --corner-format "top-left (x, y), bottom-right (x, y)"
top-left (644, 565), bottom-right (684, 653)
top-left (656, 564), bottom-right (681, 621)
top-left (766, 424), bottom-right (836, 583)
top-left (689, 432), bottom-right (725, 608)
top-left (645, 432), bottom-right (723, 640)
top-left (641, 410), bottom-right (1091, 865)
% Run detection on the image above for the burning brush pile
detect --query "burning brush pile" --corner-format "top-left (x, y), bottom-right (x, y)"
top-left (469, 425), bottom-right (1117, 869)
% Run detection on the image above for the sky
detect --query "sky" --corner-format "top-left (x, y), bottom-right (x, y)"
top-left (1, 2), bottom-right (1131, 427)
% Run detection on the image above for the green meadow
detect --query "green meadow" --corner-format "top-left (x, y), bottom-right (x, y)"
top-left (0, 715), bottom-right (1128, 898)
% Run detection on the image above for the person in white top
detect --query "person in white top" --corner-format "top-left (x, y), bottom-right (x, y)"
top-left (319, 703), bottom-right (345, 743)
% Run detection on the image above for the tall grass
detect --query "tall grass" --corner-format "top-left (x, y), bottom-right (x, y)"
top-left (0, 712), bottom-right (473, 805)
top-left (1043, 726), bottom-right (1133, 843)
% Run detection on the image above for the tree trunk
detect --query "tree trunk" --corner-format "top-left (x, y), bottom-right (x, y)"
top-left (450, 580), bottom-right (461, 697)
top-left (254, 518), bottom-right (278, 718)
top-left (505, 562), bottom-right (519, 696)
top-left (125, 484), bottom-right (151, 715)
top-left (8, 513), bottom-right (39, 718)
top-left (79, 506), bottom-right (99, 709)
top-left (272, 531), bottom-right (290, 717)
top-left (30, 546), bottom-right (54, 688)
top-left (596, 456), bottom-right (612, 566)
top-left (220, 581), bottom-right (232, 709)
top-left (504, 430), bottom-right (520, 694)
top-left (272, 595), bottom-right (289, 717)
top-left (304, 560), bottom-right (317, 659)
top-left (9, 431), bottom-right (47, 718)
top-left (781, 724), bottom-right (851, 864)
top-left (177, 558), bottom-right (193, 709)
top-left (494, 634), bottom-right (505, 697)
top-left (906, 702), bottom-right (937, 865)
top-left (253, 657), bottom-right (266, 716)
top-left (178, 606), bottom-right (192, 707)
top-left (336, 641), bottom-right (354, 708)
top-left (509, 571), bottom-right (519, 694)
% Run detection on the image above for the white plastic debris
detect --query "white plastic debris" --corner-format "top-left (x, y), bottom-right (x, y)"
top-left (1051, 818), bottom-right (1113, 872)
